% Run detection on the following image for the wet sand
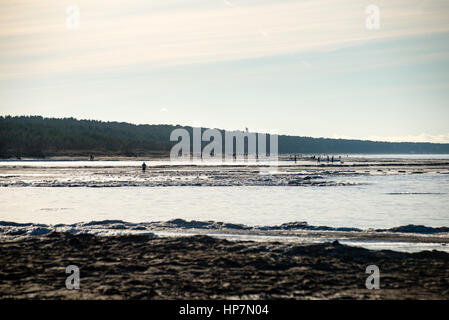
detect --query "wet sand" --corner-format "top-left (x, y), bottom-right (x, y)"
top-left (1, 233), bottom-right (448, 300)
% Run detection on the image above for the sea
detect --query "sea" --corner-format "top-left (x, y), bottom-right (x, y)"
top-left (1, 154), bottom-right (448, 253)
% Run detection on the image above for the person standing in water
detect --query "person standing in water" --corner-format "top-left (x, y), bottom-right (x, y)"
top-left (142, 162), bottom-right (147, 172)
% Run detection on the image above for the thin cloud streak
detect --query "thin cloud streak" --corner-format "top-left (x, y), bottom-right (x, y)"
top-left (1, 0), bottom-right (449, 79)
top-left (331, 134), bottom-right (449, 144)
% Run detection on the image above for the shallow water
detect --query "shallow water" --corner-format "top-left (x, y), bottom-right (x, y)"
top-left (1, 173), bottom-right (448, 229)
top-left (343, 154), bottom-right (449, 160)
top-left (0, 159), bottom-right (281, 168)
top-left (1, 156), bottom-right (449, 252)
top-left (1, 153), bottom-right (449, 168)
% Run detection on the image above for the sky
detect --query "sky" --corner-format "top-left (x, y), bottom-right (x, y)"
top-left (1, 0), bottom-right (449, 142)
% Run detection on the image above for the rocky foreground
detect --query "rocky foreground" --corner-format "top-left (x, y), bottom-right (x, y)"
top-left (0, 233), bottom-right (448, 299)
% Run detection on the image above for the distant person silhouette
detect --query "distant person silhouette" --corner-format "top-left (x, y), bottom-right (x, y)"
top-left (142, 162), bottom-right (147, 172)
top-left (90, 154), bottom-right (94, 161)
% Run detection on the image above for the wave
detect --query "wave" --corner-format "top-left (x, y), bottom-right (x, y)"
top-left (375, 225), bottom-right (449, 234)
top-left (156, 219), bottom-right (449, 234)
top-left (1, 219), bottom-right (448, 239)
top-left (385, 192), bottom-right (446, 195)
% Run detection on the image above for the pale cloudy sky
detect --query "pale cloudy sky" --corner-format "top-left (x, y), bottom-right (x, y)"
top-left (1, 0), bottom-right (449, 142)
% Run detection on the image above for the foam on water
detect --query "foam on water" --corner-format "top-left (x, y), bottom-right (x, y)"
top-left (1, 219), bottom-right (448, 253)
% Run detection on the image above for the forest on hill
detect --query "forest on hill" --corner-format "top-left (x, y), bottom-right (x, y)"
top-left (1, 115), bottom-right (449, 158)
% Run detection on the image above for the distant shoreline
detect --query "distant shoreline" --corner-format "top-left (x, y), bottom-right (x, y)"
top-left (2, 116), bottom-right (449, 158)
top-left (2, 153), bottom-right (449, 162)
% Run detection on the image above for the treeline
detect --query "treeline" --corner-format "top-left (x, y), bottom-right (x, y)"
top-left (0, 116), bottom-right (175, 158)
top-left (278, 135), bottom-right (449, 154)
top-left (1, 115), bottom-right (449, 158)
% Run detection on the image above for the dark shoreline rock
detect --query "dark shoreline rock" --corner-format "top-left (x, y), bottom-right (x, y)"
top-left (0, 233), bottom-right (448, 300)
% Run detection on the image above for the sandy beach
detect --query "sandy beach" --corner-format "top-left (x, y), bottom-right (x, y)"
top-left (1, 232), bottom-right (448, 300)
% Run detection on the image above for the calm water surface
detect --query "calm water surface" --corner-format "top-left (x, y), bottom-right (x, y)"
top-left (1, 173), bottom-right (448, 229)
